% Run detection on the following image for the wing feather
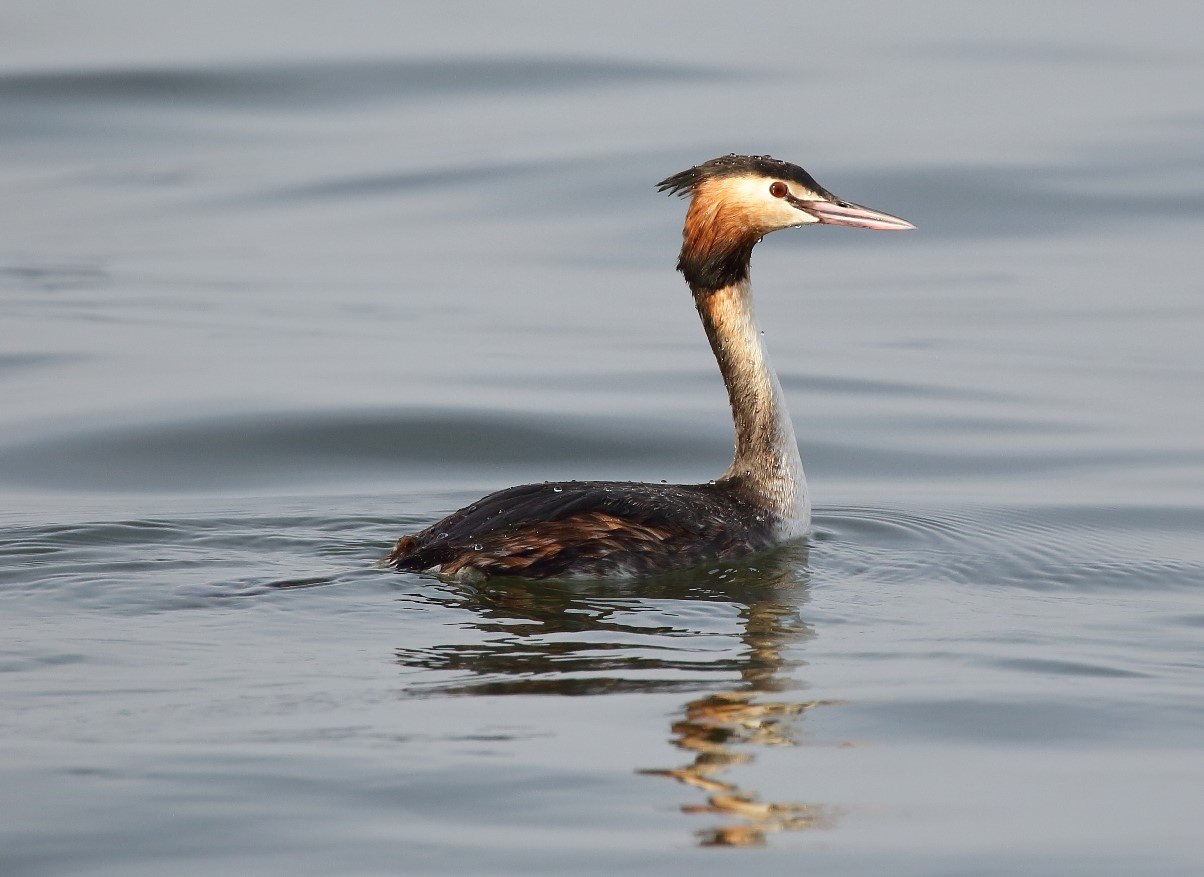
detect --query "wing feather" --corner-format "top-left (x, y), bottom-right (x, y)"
top-left (387, 480), bottom-right (771, 579)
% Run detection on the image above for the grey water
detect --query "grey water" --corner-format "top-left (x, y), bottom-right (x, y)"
top-left (2, 2), bottom-right (1203, 874)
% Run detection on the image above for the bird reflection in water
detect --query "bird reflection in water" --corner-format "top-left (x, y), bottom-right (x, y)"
top-left (640, 603), bottom-right (839, 847)
top-left (393, 541), bottom-right (838, 846)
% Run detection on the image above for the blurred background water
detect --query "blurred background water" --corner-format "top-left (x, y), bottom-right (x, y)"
top-left (2, 1), bottom-right (1202, 874)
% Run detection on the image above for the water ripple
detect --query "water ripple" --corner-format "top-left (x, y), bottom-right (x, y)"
top-left (0, 56), bottom-right (730, 108)
top-left (0, 512), bottom-right (399, 613)
top-left (0, 408), bottom-right (717, 492)
top-left (813, 505), bottom-right (1204, 592)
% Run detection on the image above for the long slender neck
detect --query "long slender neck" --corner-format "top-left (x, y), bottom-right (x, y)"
top-left (693, 278), bottom-right (809, 535)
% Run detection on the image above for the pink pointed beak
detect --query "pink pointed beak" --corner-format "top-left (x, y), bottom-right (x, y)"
top-left (796, 198), bottom-right (915, 231)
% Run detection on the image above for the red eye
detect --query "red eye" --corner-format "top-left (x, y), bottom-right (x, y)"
top-left (769, 181), bottom-right (788, 198)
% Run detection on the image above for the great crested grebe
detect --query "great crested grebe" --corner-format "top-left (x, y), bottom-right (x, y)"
top-left (387, 154), bottom-right (913, 579)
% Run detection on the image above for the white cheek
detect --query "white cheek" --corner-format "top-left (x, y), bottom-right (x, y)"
top-left (729, 177), bottom-right (782, 208)
top-left (709, 177), bottom-right (820, 229)
top-left (773, 200), bottom-right (813, 226)
top-left (753, 195), bottom-right (815, 228)
top-left (728, 178), bottom-right (804, 223)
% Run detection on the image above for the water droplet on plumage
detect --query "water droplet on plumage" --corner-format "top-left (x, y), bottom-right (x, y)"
top-left (553, 486), bottom-right (563, 493)
top-left (472, 543), bottom-right (483, 551)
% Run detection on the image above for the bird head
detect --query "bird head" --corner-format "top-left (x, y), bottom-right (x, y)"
top-left (659, 154), bottom-right (913, 290)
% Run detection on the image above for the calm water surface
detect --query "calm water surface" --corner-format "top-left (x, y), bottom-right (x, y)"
top-left (2, 2), bottom-right (1203, 874)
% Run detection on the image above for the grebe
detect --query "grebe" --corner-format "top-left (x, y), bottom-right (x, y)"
top-left (387, 154), bottom-right (913, 579)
